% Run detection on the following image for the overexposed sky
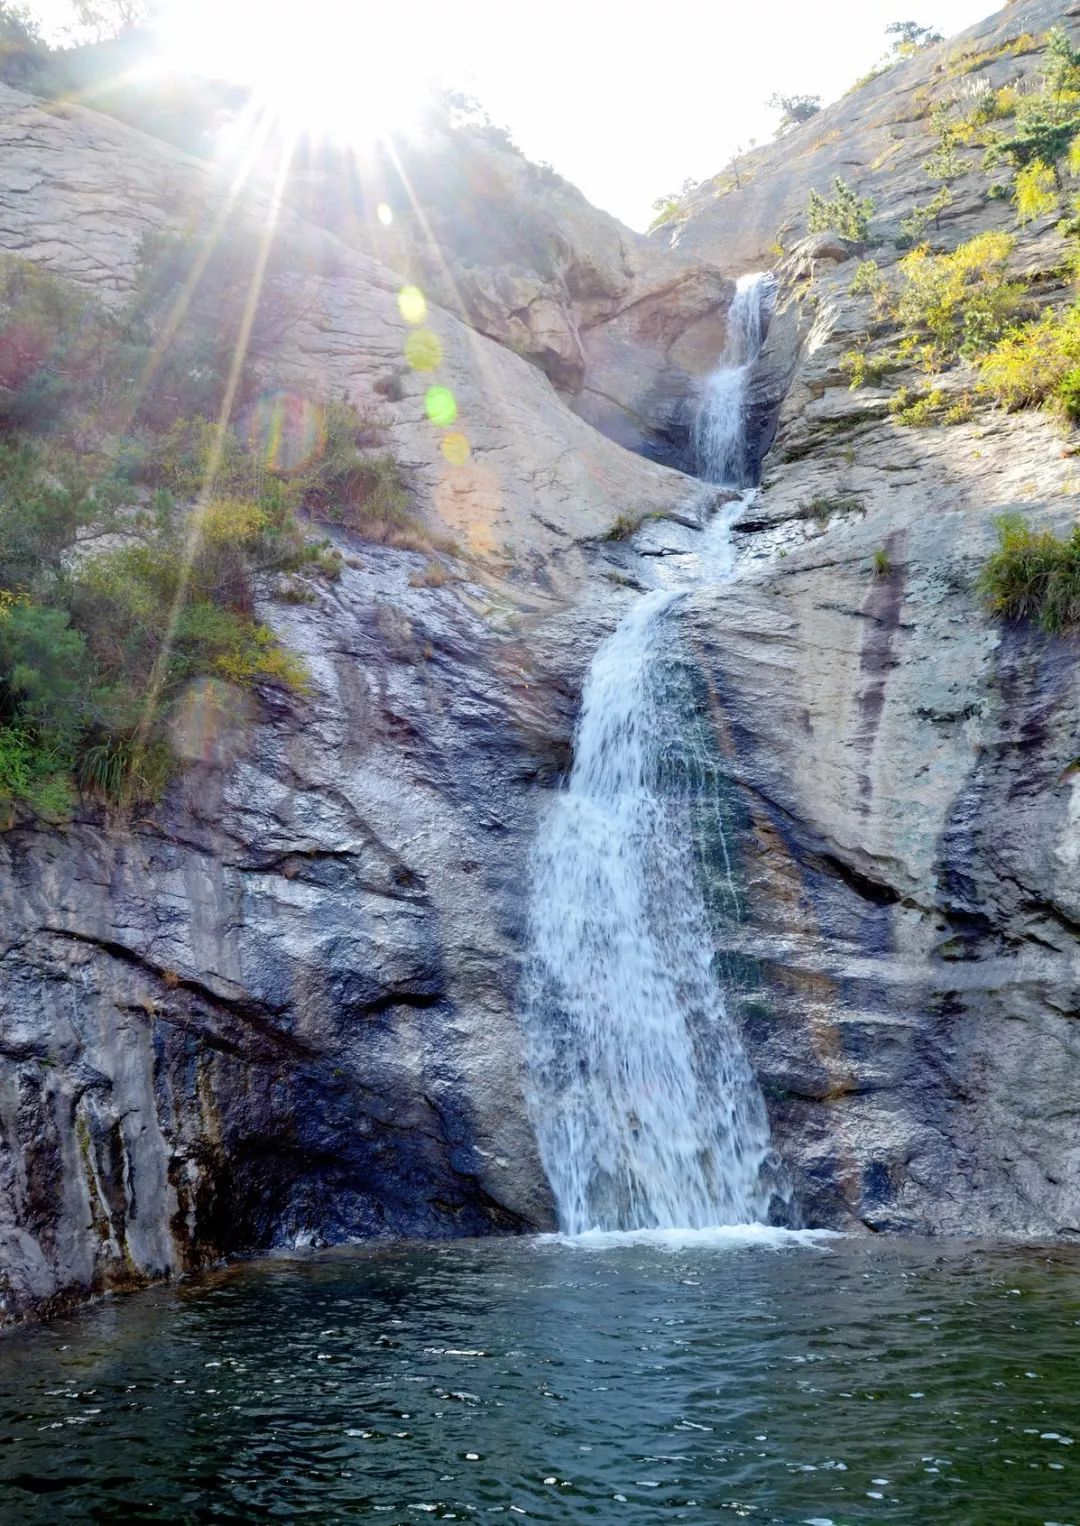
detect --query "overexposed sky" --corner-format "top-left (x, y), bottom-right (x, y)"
top-left (31, 0), bottom-right (998, 228)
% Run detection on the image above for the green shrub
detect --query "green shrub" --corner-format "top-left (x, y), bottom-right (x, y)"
top-left (300, 402), bottom-right (411, 533)
top-left (0, 440), bottom-right (102, 592)
top-left (1042, 26), bottom-right (1080, 97)
top-left (921, 140), bottom-right (964, 186)
top-left (850, 259), bottom-right (887, 300)
top-left (0, 253), bottom-right (111, 432)
top-left (1057, 367), bottom-right (1080, 422)
top-left (894, 232), bottom-right (1027, 364)
top-left (0, 435), bottom-right (322, 816)
top-left (994, 95), bottom-right (1080, 176)
top-left (889, 385), bottom-right (947, 425)
top-left (807, 177), bottom-right (875, 240)
top-left (840, 347), bottom-right (896, 388)
top-left (0, 241), bottom-right (430, 819)
top-left (0, 722), bottom-right (73, 821)
top-left (979, 514), bottom-right (1080, 633)
top-left (897, 186), bottom-right (953, 246)
top-left (872, 547), bottom-right (891, 577)
top-left (767, 92), bottom-right (822, 132)
top-left (0, 5), bottom-right (61, 95)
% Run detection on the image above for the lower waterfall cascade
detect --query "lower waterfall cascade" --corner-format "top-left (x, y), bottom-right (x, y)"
top-left (521, 273), bottom-right (785, 1235)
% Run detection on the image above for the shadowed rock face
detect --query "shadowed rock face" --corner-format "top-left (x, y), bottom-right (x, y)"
top-left (684, 510), bottom-right (1080, 1237)
top-left (339, 124), bottom-right (740, 466)
top-left (0, 548), bottom-right (581, 1322)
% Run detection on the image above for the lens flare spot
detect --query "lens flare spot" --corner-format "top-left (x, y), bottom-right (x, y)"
top-left (397, 286), bottom-right (426, 325)
top-left (441, 431), bottom-right (471, 465)
top-left (247, 392), bottom-right (323, 471)
top-left (425, 386), bottom-right (457, 427)
top-left (169, 677), bottom-right (253, 765)
top-left (433, 459), bottom-right (501, 556)
top-left (404, 328), bottom-right (442, 372)
top-left (376, 203), bottom-right (393, 226)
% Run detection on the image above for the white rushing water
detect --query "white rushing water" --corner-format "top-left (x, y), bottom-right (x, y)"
top-left (691, 271), bottom-right (774, 486)
top-left (522, 274), bottom-right (781, 1235)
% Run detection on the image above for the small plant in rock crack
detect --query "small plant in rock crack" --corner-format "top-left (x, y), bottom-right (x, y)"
top-left (872, 547), bottom-right (892, 577)
top-left (805, 493), bottom-right (866, 523)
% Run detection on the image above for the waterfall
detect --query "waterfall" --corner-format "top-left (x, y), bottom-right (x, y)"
top-left (521, 275), bottom-right (779, 1236)
top-left (692, 271), bottom-right (774, 486)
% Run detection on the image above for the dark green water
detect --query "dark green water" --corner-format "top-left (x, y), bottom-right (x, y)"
top-left (2, 1229), bottom-right (1079, 1524)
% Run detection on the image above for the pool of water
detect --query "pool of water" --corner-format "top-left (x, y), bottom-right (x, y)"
top-left (2, 1229), bottom-right (1079, 1523)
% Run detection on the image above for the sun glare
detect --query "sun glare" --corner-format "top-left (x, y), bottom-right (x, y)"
top-left (154, 0), bottom-right (434, 147)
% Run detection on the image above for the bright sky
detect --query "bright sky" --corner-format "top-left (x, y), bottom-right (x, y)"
top-left (32, 0), bottom-right (998, 229)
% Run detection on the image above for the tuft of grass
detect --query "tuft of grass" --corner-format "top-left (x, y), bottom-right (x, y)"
top-left (979, 513), bottom-right (1080, 633)
top-left (408, 561), bottom-right (450, 588)
top-left (604, 513), bottom-right (643, 541)
top-left (944, 393), bottom-right (975, 425)
top-left (872, 547), bottom-right (892, 578)
top-left (804, 493), bottom-right (865, 522)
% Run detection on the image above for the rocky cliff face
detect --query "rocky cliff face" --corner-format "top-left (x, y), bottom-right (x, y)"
top-left (666, 0), bottom-right (1080, 1235)
top-left (3, 0), bottom-right (1080, 1324)
top-left (0, 80), bottom-right (717, 1323)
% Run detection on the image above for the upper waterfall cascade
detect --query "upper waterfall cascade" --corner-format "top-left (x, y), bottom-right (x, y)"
top-left (692, 271), bottom-right (775, 486)
top-left (521, 274), bottom-right (780, 1235)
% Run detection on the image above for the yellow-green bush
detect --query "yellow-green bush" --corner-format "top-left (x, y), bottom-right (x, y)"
top-left (840, 348), bottom-right (896, 388)
top-left (889, 385), bottom-right (947, 425)
top-left (1014, 160), bottom-right (1058, 223)
top-left (977, 303), bottom-right (1080, 415)
top-left (945, 32), bottom-right (1038, 77)
top-left (894, 232), bottom-right (1028, 363)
